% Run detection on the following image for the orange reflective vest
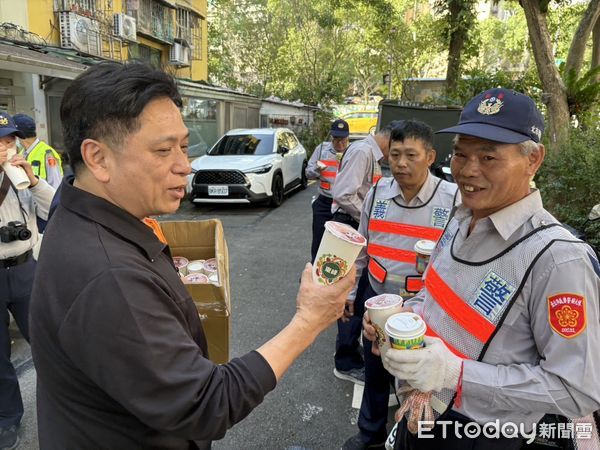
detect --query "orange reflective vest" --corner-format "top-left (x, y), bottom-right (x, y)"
top-left (365, 177), bottom-right (456, 295)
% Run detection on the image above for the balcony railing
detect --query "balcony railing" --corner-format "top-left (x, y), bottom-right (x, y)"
top-left (128, 0), bottom-right (174, 44)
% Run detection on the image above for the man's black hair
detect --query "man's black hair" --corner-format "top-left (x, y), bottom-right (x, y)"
top-left (390, 119), bottom-right (434, 150)
top-left (60, 61), bottom-right (182, 175)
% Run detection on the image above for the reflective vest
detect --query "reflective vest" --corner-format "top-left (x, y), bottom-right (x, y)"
top-left (24, 140), bottom-right (63, 188)
top-left (421, 219), bottom-right (595, 417)
top-left (316, 143), bottom-right (340, 196)
top-left (366, 177), bottom-right (456, 296)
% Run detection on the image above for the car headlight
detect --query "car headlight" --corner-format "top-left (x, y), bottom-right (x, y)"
top-left (245, 164), bottom-right (273, 174)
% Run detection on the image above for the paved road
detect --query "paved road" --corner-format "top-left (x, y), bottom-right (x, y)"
top-left (12, 181), bottom-right (395, 449)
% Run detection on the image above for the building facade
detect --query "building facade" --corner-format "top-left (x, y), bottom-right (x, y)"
top-left (0, 0), bottom-right (265, 159)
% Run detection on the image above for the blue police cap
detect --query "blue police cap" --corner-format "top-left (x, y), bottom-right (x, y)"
top-left (437, 88), bottom-right (544, 144)
top-left (0, 112), bottom-right (26, 139)
top-left (13, 113), bottom-right (37, 136)
top-left (330, 119), bottom-right (350, 138)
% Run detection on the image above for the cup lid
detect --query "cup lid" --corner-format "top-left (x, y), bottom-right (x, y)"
top-left (325, 221), bottom-right (366, 246)
top-left (385, 312), bottom-right (426, 336)
top-left (204, 258), bottom-right (218, 272)
top-left (365, 294), bottom-right (403, 309)
top-left (183, 273), bottom-right (209, 283)
top-left (187, 260), bottom-right (205, 270)
top-left (414, 239), bottom-right (436, 255)
top-left (173, 256), bottom-right (189, 267)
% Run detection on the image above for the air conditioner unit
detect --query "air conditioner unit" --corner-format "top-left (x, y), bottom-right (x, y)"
top-left (169, 42), bottom-right (190, 66)
top-left (59, 12), bottom-right (101, 56)
top-left (113, 13), bottom-right (137, 42)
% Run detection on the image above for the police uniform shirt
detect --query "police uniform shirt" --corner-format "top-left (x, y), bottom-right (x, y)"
top-left (349, 172), bottom-right (458, 301)
top-left (406, 190), bottom-right (600, 426)
top-left (30, 178), bottom-right (277, 449)
top-left (331, 134), bottom-right (383, 221)
top-left (0, 172), bottom-right (54, 259)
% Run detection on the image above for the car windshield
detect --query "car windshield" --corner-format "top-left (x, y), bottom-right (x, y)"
top-left (208, 133), bottom-right (274, 155)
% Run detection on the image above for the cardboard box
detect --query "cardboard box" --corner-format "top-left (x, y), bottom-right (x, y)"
top-left (160, 219), bottom-right (231, 364)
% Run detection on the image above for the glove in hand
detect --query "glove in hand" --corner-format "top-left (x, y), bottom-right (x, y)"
top-left (382, 336), bottom-right (462, 393)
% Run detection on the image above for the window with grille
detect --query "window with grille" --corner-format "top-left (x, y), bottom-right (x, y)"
top-left (55, 0), bottom-right (99, 12)
top-left (191, 15), bottom-right (201, 60)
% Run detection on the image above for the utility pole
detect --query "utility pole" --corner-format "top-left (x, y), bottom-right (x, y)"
top-left (387, 27), bottom-right (397, 99)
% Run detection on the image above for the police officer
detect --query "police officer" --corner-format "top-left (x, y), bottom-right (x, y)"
top-left (0, 111), bottom-right (55, 449)
top-left (342, 120), bottom-right (459, 450)
top-left (364, 89), bottom-right (600, 449)
top-left (331, 122), bottom-right (400, 230)
top-left (13, 114), bottom-right (63, 189)
top-left (306, 118), bottom-right (350, 261)
top-left (332, 121), bottom-right (401, 385)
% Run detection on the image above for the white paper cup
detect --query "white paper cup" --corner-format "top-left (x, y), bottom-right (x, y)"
top-left (365, 294), bottom-right (404, 352)
top-left (187, 259), bottom-right (205, 274)
top-left (173, 256), bottom-right (189, 276)
top-left (385, 312), bottom-right (426, 350)
top-left (2, 162), bottom-right (30, 189)
top-left (183, 273), bottom-right (209, 284)
top-left (414, 239), bottom-right (436, 274)
top-left (312, 221), bottom-right (366, 285)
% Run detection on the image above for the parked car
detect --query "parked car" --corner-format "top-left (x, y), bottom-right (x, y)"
top-left (188, 128), bottom-right (308, 207)
top-left (341, 110), bottom-right (378, 135)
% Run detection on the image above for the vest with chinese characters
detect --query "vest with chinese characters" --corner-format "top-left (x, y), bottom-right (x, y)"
top-left (316, 143), bottom-right (341, 198)
top-left (421, 217), bottom-right (597, 418)
top-left (366, 177), bottom-right (456, 296)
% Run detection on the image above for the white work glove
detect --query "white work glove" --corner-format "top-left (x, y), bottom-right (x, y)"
top-left (382, 336), bottom-right (463, 393)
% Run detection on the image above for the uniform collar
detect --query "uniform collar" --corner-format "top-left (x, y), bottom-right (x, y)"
top-left (60, 177), bottom-right (166, 261)
top-left (454, 189), bottom-right (544, 241)
top-left (365, 134), bottom-right (384, 162)
top-left (382, 172), bottom-right (438, 204)
top-left (23, 138), bottom-right (40, 158)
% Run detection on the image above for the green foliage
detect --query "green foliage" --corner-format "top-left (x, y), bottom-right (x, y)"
top-left (559, 63), bottom-right (600, 125)
top-left (296, 110), bottom-right (336, 158)
top-left (536, 127), bottom-right (600, 249)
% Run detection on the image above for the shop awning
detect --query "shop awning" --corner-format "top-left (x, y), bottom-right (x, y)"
top-left (0, 42), bottom-right (86, 80)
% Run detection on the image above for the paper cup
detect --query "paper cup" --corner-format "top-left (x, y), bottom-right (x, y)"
top-left (365, 294), bottom-right (404, 351)
top-left (186, 259), bottom-right (205, 274)
top-left (414, 239), bottom-right (436, 274)
top-left (173, 256), bottom-right (189, 276)
top-left (385, 312), bottom-right (426, 350)
top-left (2, 162), bottom-right (30, 189)
top-left (203, 258), bottom-right (218, 277)
top-left (183, 273), bottom-right (209, 284)
top-left (312, 221), bottom-right (366, 285)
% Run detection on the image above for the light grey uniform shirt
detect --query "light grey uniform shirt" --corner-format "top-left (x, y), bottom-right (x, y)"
top-left (0, 173), bottom-right (54, 259)
top-left (406, 190), bottom-right (600, 426)
top-left (331, 134), bottom-right (383, 221)
top-left (349, 173), bottom-right (459, 301)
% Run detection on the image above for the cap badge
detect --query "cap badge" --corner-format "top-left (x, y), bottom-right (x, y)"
top-left (338, 123), bottom-right (344, 129)
top-left (530, 125), bottom-right (542, 140)
top-left (477, 93), bottom-right (504, 115)
top-left (0, 116), bottom-right (8, 126)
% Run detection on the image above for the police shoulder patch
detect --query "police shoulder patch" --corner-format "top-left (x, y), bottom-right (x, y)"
top-left (372, 199), bottom-right (390, 220)
top-left (548, 293), bottom-right (586, 339)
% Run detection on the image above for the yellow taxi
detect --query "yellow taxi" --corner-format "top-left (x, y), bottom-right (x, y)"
top-left (341, 110), bottom-right (378, 135)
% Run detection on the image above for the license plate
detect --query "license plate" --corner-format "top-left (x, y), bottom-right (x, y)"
top-left (208, 185), bottom-right (229, 196)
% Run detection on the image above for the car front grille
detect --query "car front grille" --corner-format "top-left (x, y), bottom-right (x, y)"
top-left (194, 170), bottom-right (247, 185)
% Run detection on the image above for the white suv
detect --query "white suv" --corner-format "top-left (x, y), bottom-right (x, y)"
top-left (188, 128), bottom-right (308, 207)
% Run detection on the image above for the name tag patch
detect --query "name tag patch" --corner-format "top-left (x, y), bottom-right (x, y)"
top-left (431, 206), bottom-right (451, 229)
top-left (372, 200), bottom-right (390, 220)
top-left (472, 270), bottom-right (515, 322)
top-left (548, 293), bottom-right (586, 338)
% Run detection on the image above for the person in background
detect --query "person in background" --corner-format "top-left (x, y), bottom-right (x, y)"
top-left (331, 121), bottom-right (402, 386)
top-left (366, 88), bottom-right (600, 449)
top-left (0, 111), bottom-right (55, 450)
top-left (29, 61), bottom-right (354, 450)
top-left (342, 120), bottom-right (459, 450)
top-left (306, 118), bottom-right (350, 261)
